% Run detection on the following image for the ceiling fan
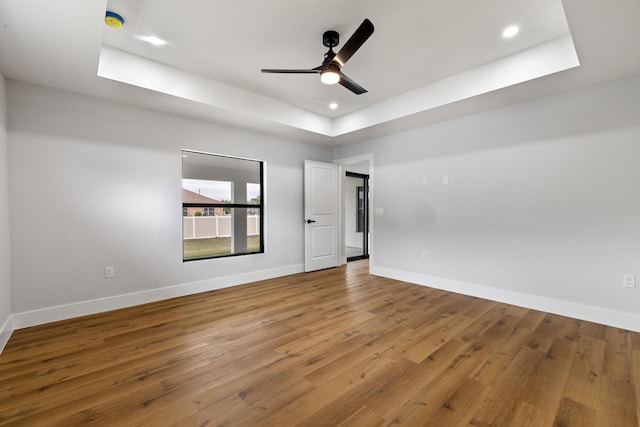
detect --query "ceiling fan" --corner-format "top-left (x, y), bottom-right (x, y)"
top-left (261, 19), bottom-right (374, 95)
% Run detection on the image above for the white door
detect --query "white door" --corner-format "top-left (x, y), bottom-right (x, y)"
top-left (304, 160), bottom-right (340, 272)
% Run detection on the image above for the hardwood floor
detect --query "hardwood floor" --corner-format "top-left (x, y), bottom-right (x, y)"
top-left (1, 260), bottom-right (639, 426)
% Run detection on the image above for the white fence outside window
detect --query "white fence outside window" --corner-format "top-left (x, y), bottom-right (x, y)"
top-left (183, 215), bottom-right (260, 239)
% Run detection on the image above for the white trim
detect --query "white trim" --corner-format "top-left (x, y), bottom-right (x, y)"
top-left (5, 262), bottom-right (639, 352)
top-left (12, 264), bottom-right (304, 330)
top-left (371, 264), bottom-right (640, 333)
top-left (0, 314), bottom-right (14, 354)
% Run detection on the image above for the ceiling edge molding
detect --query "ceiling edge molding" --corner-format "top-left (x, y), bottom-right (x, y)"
top-left (332, 34), bottom-right (579, 136)
top-left (98, 46), bottom-right (333, 136)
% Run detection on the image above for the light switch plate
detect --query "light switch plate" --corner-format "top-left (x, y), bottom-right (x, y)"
top-left (105, 266), bottom-right (115, 278)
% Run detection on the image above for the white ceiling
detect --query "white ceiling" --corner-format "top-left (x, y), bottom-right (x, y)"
top-left (1, 0), bottom-right (639, 145)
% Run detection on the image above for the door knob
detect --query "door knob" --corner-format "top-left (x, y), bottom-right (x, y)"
top-left (306, 219), bottom-right (316, 224)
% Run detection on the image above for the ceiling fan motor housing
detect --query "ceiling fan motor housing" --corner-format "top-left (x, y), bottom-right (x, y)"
top-left (323, 30), bottom-right (339, 48)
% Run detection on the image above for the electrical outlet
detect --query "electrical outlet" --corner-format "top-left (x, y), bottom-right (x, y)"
top-left (623, 274), bottom-right (636, 288)
top-left (422, 251), bottom-right (428, 261)
top-left (423, 177), bottom-right (429, 186)
top-left (105, 266), bottom-right (115, 279)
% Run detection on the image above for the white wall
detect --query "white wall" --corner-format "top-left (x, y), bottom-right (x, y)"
top-left (7, 81), bottom-right (332, 326)
top-left (334, 74), bottom-right (640, 331)
top-left (0, 73), bottom-right (12, 349)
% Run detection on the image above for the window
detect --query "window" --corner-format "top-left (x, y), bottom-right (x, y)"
top-left (182, 150), bottom-right (264, 261)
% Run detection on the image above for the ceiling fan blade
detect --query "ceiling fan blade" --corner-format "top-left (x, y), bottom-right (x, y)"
top-left (261, 68), bottom-right (321, 74)
top-left (339, 73), bottom-right (367, 95)
top-left (333, 19), bottom-right (374, 67)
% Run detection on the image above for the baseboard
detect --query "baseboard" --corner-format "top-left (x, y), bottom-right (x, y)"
top-left (12, 263), bottom-right (304, 330)
top-left (370, 265), bottom-right (640, 333)
top-left (0, 314), bottom-right (14, 354)
top-left (10, 261), bottom-right (638, 345)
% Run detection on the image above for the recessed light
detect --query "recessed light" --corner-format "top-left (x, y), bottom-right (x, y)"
top-left (502, 25), bottom-right (519, 38)
top-left (329, 102), bottom-right (338, 110)
top-left (137, 35), bottom-right (168, 46)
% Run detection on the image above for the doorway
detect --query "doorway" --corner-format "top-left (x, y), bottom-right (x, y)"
top-left (345, 171), bottom-right (369, 261)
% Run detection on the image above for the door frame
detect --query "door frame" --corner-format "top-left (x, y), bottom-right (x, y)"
top-left (333, 153), bottom-right (374, 268)
top-left (345, 171), bottom-right (369, 261)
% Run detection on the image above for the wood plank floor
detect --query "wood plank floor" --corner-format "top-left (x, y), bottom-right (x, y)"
top-left (1, 260), bottom-right (639, 426)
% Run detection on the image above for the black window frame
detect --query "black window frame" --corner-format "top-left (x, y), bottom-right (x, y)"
top-left (182, 150), bottom-right (264, 262)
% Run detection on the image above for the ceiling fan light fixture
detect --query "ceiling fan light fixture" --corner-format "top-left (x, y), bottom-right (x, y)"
top-left (320, 63), bottom-right (341, 85)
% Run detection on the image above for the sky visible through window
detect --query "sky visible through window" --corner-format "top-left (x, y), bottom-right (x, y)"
top-left (183, 179), bottom-right (260, 203)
